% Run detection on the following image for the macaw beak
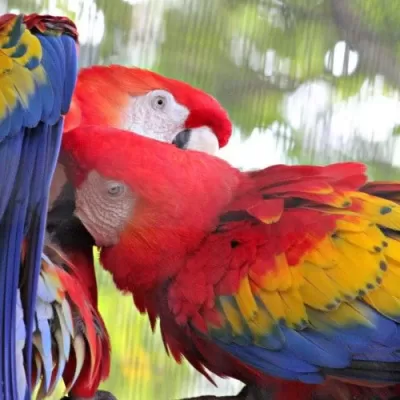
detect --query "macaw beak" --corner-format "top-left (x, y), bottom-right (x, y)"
top-left (172, 127), bottom-right (219, 155)
top-left (172, 129), bottom-right (192, 149)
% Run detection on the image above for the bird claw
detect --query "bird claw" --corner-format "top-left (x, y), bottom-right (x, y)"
top-left (60, 390), bottom-right (117, 400)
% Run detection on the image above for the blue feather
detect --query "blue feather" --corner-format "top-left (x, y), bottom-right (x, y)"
top-left (0, 126), bottom-right (43, 398)
top-left (0, 14), bottom-right (78, 399)
top-left (217, 341), bottom-right (323, 382)
top-left (60, 35), bottom-right (78, 112)
top-left (282, 328), bottom-right (351, 368)
top-left (36, 35), bottom-right (63, 123)
top-left (23, 122), bottom-right (63, 394)
top-left (211, 297), bottom-right (400, 384)
top-left (0, 135), bottom-right (23, 219)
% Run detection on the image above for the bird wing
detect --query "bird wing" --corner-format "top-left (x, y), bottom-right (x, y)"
top-left (168, 162), bottom-right (400, 386)
top-left (0, 13), bottom-right (78, 398)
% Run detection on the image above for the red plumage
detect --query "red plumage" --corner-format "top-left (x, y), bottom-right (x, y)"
top-left (49, 245), bottom-right (110, 398)
top-left (62, 126), bottom-right (400, 399)
top-left (63, 65), bottom-right (232, 147)
top-left (23, 13), bottom-right (78, 40)
top-left (58, 260), bottom-right (110, 399)
top-left (47, 64), bottom-right (234, 398)
top-left (22, 238), bottom-right (111, 398)
top-left (51, 62), bottom-right (234, 324)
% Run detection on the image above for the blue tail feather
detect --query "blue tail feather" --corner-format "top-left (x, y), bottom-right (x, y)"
top-left (0, 135), bottom-right (23, 219)
top-left (23, 121), bottom-right (63, 396)
top-left (0, 126), bottom-right (41, 398)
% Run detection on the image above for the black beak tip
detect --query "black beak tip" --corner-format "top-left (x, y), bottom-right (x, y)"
top-left (172, 129), bottom-right (192, 149)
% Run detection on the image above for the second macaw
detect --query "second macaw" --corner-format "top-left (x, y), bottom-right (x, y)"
top-left (40, 61), bottom-right (233, 398)
top-left (1, 10), bottom-right (234, 400)
top-left (46, 63), bottom-right (234, 315)
top-left (61, 125), bottom-right (400, 400)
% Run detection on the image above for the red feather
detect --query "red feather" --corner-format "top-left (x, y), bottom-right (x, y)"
top-left (63, 65), bottom-right (232, 147)
top-left (62, 127), bottom-right (400, 399)
top-left (54, 251), bottom-right (111, 398)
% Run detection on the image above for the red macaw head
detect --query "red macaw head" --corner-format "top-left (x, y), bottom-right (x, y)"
top-left (64, 65), bottom-right (232, 154)
top-left (61, 125), bottom-right (238, 290)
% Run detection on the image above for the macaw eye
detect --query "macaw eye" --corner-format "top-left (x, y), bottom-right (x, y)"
top-left (151, 95), bottom-right (167, 110)
top-left (106, 181), bottom-right (126, 197)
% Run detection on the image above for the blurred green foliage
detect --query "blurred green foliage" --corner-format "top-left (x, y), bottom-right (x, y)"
top-left (7, 0), bottom-right (400, 397)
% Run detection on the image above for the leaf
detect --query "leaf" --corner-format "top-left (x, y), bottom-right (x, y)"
top-left (392, 125), bottom-right (400, 136)
top-left (333, 74), bottom-right (367, 100)
top-left (350, 0), bottom-right (400, 40)
top-left (288, 21), bottom-right (337, 80)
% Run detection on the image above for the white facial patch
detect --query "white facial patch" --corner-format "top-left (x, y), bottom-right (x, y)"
top-left (74, 171), bottom-right (135, 247)
top-left (186, 126), bottom-right (219, 155)
top-left (121, 89), bottom-right (190, 143)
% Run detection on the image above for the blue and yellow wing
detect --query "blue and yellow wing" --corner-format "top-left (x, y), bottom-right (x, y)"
top-left (0, 13), bottom-right (78, 399)
top-left (174, 164), bottom-right (400, 386)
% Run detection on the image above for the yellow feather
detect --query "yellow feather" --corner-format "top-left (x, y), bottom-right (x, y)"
top-left (290, 266), bottom-right (305, 289)
top-left (308, 302), bottom-right (374, 331)
top-left (279, 289), bottom-right (308, 327)
top-left (1, 26), bottom-right (42, 67)
top-left (378, 269), bottom-right (400, 298)
top-left (0, 50), bottom-right (13, 70)
top-left (4, 64), bottom-right (35, 107)
top-left (324, 255), bottom-right (365, 299)
top-left (339, 229), bottom-right (383, 253)
top-left (384, 237), bottom-right (400, 264)
top-left (364, 288), bottom-right (400, 320)
top-left (274, 253), bottom-right (292, 290)
top-left (0, 81), bottom-right (10, 119)
top-left (350, 192), bottom-right (400, 230)
top-left (0, 15), bottom-right (47, 121)
top-left (335, 216), bottom-right (371, 233)
top-left (0, 73), bottom-right (19, 111)
top-left (247, 306), bottom-right (275, 337)
top-left (219, 297), bottom-right (244, 336)
top-left (257, 253), bottom-right (292, 292)
top-left (385, 259), bottom-right (400, 278)
top-left (300, 262), bottom-right (342, 310)
top-left (218, 186), bottom-right (400, 341)
top-left (305, 236), bottom-right (338, 267)
top-left (16, 29), bottom-right (42, 66)
top-left (234, 276), bottom-right (258, 324)
top-left (334, 235), bottom-right (385, 289)
top-left (257, 290), bottom-right (286, 322)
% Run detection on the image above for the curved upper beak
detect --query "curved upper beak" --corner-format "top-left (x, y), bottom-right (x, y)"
top-left (172, 129), bottom-right (192, 149)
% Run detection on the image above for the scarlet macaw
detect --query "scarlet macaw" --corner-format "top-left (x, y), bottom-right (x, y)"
top-left (47, 63), bottom-right (233, 312)
top-left (1, 12), bottom-right (234, 400)
top-left (60, 125), bottom-right (400, 400)
top-left (0, 13), bottom-right (79, 399)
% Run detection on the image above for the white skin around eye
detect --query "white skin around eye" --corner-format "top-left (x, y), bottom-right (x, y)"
top-left (120, 89), bottom-right (220, 155)
top-left (121, 89), bottom-right (190, 143)
top-left (74, 171), bottom-right (135, 247)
